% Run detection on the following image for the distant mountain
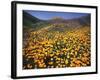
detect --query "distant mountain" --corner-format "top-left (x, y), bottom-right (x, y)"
top-left (23, 11), bottom-right (90, 32)
top-left (37, 15), bottom-right (91, 32)
top-left (48, 17), bottom-right (68, 24)
top-left (47, 14), bottom-right (91, 28)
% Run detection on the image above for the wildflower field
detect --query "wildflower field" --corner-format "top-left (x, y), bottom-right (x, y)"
top-left (23, 25), bottom-right (91, 69)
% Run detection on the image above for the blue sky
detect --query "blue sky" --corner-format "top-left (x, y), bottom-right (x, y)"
top-left (24, 10), bottom-right (90, 20)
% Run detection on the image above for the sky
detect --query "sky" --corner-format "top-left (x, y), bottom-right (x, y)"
top-left (24, 10), bottom-right (90, 20)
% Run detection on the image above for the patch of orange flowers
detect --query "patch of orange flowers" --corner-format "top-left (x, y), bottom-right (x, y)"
top-left (23, 26), bottom-right (91, 69)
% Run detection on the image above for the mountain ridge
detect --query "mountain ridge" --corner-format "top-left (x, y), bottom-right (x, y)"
top-left (23, 11), bottom-right (90, 31)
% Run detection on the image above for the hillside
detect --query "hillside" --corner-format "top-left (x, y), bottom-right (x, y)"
top-left (23, 11), bottom-right (41, 28)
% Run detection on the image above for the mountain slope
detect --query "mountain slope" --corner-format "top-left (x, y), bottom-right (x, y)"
top-left (23, 11), bottom-right (41, 27)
